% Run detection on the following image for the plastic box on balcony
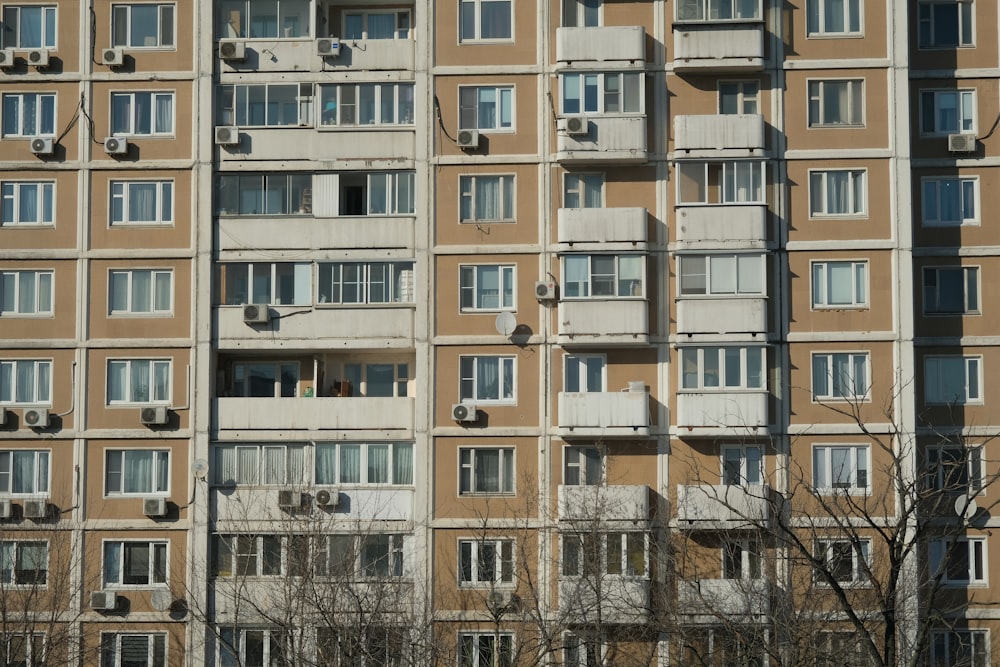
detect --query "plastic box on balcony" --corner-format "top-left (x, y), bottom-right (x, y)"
top-left (557, 116), bottom-right (647, 164)
top-left (217, 216), bottom-right (415, 253)
top-left (216, 306), bottom-right (414, 349)
top-left (557, 207), bottom-right (647, 249)
top-left (674, 205), bottom-right (767, 250)
top-left (214, 396), bottom-right (414, 434)
top-left (556, 26), bottom-right (645, 66)
top-left (677, 578), bottom-right (773, 617)
top-left (676, 484), bottom-right (773, 528)
top-left (558, 485), bottom-right (649, 522)
top-left (672, 24), bottom-right (764, 72)
top-left (673, 114), bottom-right (765, 157)
top-left (675, 391), bottom-right (769, 435)
top-left (558, 577), bottom-right (650, 624)
top-left (558, 300), bottom-right (649, 346)
top-left (676, 297), bottom-right (767, 334)
top-left (557, 391), bottom-right (650, 438)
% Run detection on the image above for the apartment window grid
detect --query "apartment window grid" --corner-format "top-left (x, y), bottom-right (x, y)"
top-left (811, 352), bottom-right (869, 400)
top-left (0, 359), bottom-right (51, 405)
top-left (459, 0), bottom-right (512, 41)
top-left (459, 447), bottom-right (514, 495)
top-left (109, 269), bottom-right (172, 315)
top-left (676, 0), bottom-right (761, 20)
top-left (217, 83), bottom-right (311, 127)
top-left (343, 10), bottom-right (411, 40)
top-left (563, 254), bottom-right (644, 298)
top-left (211, 444), bottom-right (305, 487)
top-left (929, 537), bottom-right (986, 584)
top-left (1, 270), bottom-right (53, 316)
top-left (458, 633), bottom-right (514, 667)
top-left (723, 539), bottom-right (762, 579)
top-left (922, 266), bottom-right (979, 315)
top-left (110, 180), bottom-right (173, 226)
top-left (1, 181), bottom-right (54, 226)
top-left (215, 173), bottom-right (312, 216)
top-left (722, 444), bottom-right (763, 485)
top-left (808, 79), bottom-right (864, 127)
top-left (814, 632), bottom-right (874, 667)
top-left (921, 177), bottom-right (978, 226)
top-left (809, 169), bottom-right (866, 217)
top-left (562, 0), bottom-right (600, 27)
top-left (0, 449), bottom-right (49, 495)
top-left (102, 540), bottom-right (167, 587)
top-left (719, 81), bottom-right (759, 114)
top-left (216, 262), bottom-right (311, 306)
top-left (811, 261), bottom-right (867, 309)
top-left (563, 633), bottom-right (602, 667)
top-left (814, 538), bottom-right (871, 585)
top-left (459, 175), bottom-right (515, 223)
top-left (459, 264), bottom-right (515, 311)
top-left (920, 89), bottom-right (975, 135)
top-left (918, 1), bottom-right (974, 48)
top-left (319, 83), bottom-right (415, 127)
top-left (215, 0), bottom-right (308, 39)
top-left (459, 356), bottom-right (515, 404)
top-left (564, 446), bottom-right (602, 486)
top-left (931, 629), bottom-right (988, 667)
top-left (319, 261), bottom-right (414, 305)
top-left (678, 253), bottom-right (765, 296)
top-left (229, 361), bottom-right (298, 398)
top-left (563, 173), bottom-right (603, 208)
top-left (315, 442), bottom-right (414, 486)
top-left (0, 541), bottom-right (47, 585)
top-left (1, 93), bottom-right (56, 137)
top-left (105, 449), bottom-right (170, 496)
top-left (806, 0), bottom-right (862, 36)
top-left (317, 627), bottom-right (408, 667)
top-left (111, 3), bottom-right (174, 48)
top-left (813, 444), bottom-right (870, 493)
top-left (100, 632), bottom-right (166, 667)
top-left (217, 628), bottom-right (285, 667)
top-left (106, 359), bottom-right (171, 404)
top-left (676, 160), bottom-right (767, 204)
top-left (561, 532), bottom-right (648, 577)
top-left (564, 354), bottom-right (605, 392)
top-left (561, 72), bottom-right (643, 115)
top-left (458, 539), bottom-right (514, 586)
top-left (459, 86), bottom-right (513, 131)
top-left (926, 445), bottom-right (983, 495)
top-left (110, 92), bottom-right (174, 136)
top-left (312, 534), bottom-right (405, 578)
top-left (924, 355), bottom-right (981, 405)
top-left (0, 633), bottom-right (45, 667)
top-left (1, 5), bottom-right (56, 48)
top-left (679, 346), bottom-right (766, 391)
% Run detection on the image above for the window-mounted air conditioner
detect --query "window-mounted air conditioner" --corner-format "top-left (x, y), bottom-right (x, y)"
top-left (219, 40), bottom-right (246, 61)
top-left (143, 497), bottom-right (167, 517)
top-left (948, 133), bottom-right (976, 153)
top-left (314, 488), bottom-right (340, 508)
top-left (23, 408), bottom-right (49, 429)
top-left (102, 47), bottom-right (124, 66)
top-left (560, 116), bottom-right (589, 136)
top-left (243, 303), bottom-right (270, 324)
top-left (452, 403), bottom-right (478, 422)
top-left (316, 37), bottom-right (340, 57)
top-left (535, 281), bottom-right (557, 301)
top-left (140, 406), bottom-right (169, 425)
top-left (26, 49), bottom-right (49, 67)
top-left (23, 499), bottom-right (49, 519)
top-left (90, 590), bottom-right (117, 611)
top-left (456, 129), bottom-right (480, 149)
top-left (29, 137), bottom-right (54, 155)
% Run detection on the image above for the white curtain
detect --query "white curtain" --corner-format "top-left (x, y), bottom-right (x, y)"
top-left (477, 358), bottom-right (498, 401)
top-left (475, 450), bottom-right (500, 492)
top-left (103, 543), bottom-right (121, 586)
top-left (480, 1), bottom-right (511, 39)
top-left (129, 183), bottom-right (157, 222)
top-left (214, 446), bottom-right (236, 485)
top-left (237, 447), bottom-right (258, 484)
top-left (340, 445), bottom-right (361, 483)
top-left (394, 444), bottom-right (413, 485)
top-left (315, 444), bottom-right (336, 484)
top-left (263, 446), bottom-right (285, 485)
top-left (154, 94), bottom-right (172, 133)
top-left (368, 445), bottom-right (389, 483)
top-left (123, 450), bottom-right (152, 493)
top-left (11, 451), bottom-right (37, 493)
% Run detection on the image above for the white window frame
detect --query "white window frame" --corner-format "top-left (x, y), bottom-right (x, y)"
top-left (560, 72), bottom-right (644, 115)
top-left (814, 632), bottom-right (872, 667)
top-left (459, 264), bottom-right (516, 311)
top-left (215, 172), bottom-right (313, 216)
top-left (109, 91), bottom-right (175, 136)
top-left (918, 0), bottom-right (974, 49)
top-left (458, 538), bottom-right (514, 586)
top-left (811, 260), bottom-right (868, 309)
top-left (1, 93), bottom-right (56, 137)
top-left (563, 173), bottom-right (604, 208)
top-left (458, 86), bottom-right (514, 131)
top-left (926, 445), bottom-right (983, 495)
top-left (217, 262), bottom-right (312, 306)
top-left (923, 266), bottom-right (979, 315)
top-left (924, 356), bottom-right (982, 405)
top-left (814, 538), bottom-right (871, 585)
top-left (921, 177), bottom-right (979, 227)
top-left (1, 5), bottom-right (56, 48)
top-left (808, 79), bottom-right (864, 127)
top-left (0, 541), bottom-right (48, 586)
top-left (806, 0), bottom-right (862, 36)
top-left (100, 632), bottom-right (166, 667)
top-left (313, 442), bottom-right (414, 487)
top-left (561, 532), bottom-right (648, 578)
top-left (318, 261), bottom-right (414, 305)
top-left (811, 352), bottom-right (870, 401)
top-left (458, 0), bottom-right (513, 42)
top-left (212, 535), bottom-right (283, 578)
top-left (104, 449), bottom-right (170, 496)
top-left (459, 174), bottom-right (515, 223)
top-left (102, 540), bottom-right (168, 587)
top-left (930, 537), bottom-right (987, 585)
top-left (459, 355), bottom-right (516, 404)
top-left (721, 444), bottom-right (763, 485)
top-left (563, 632), bottom-right (603, 667)
top-left (920, 89), bottom-right (976, 136)
top-left (215, 0), bottom-right (308, 39)
top-left (563, 445), bottom-right (602, 486)
top-left (218, 628), bottom-right (285, 667)
top-left (1, 633), bottom-right (45, 667)
top-left (111, 3), bottom-right (175, 48)
top-left (563, 354), bottom-right (606, 393)
top-left (458, 633), bottom-right (515, 667)
top-left (677, 253), bottom-right (765, 297)
top-left (110, 180), bottom-right (173, 226)
top-left (0, 450), bottom-right (49, 496)
top-left (229, 361), bottom-right (299, 398)
top-left (459, 447), bottom-right (515, 495)
top-left (812, 444), bottom-right (870, 493)
top-left (0, 359), bottom-right (51, 405)
top-left (109, 269), bottom-right (172, 315)
top-left (1, 270), bottom-right (53, 316)
top-left (676, 0), bottom-right (762, 21)
top-left (562, 254), bottom-right (645, 299)
top-left (210, 443), bottom-right (305, 487)
top-left (342, 9), bottom-right (411, 40)
top-left (318, 82), bottom-right (415, 127)
top-left (931, 629), bottom-right (989, 667)
top-left (809, 169), bottom-right (866, 217)
top-left (562, 0), bottom-right (601, 27)
top-left (106, 358), bottom-right (172, 405)
top-left (336, 360), bottom-right (410, 398)
top-left (1, 181), bottom-right (54, 226)
top-left (722, 538), bottom-right (763, 579)
top-left (719, 81), bottom-right (759, 114)
top-left (679, 346), bottom-right (766, 391)
top-left (217, 82), bottom-right (311, 127)
top-left (676, 160), bottom-right (767, 205)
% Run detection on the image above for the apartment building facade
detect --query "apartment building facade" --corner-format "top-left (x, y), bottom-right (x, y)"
top-left (0, 0), bottom-right (996, 665)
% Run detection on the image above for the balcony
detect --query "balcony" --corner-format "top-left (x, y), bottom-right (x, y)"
top-left (216, 127), bottom-right (415, 162)
top-left (672, 24), bottom-right (764, 72)
top-left (557, 390), bottom-right (650, 438)
top-left (217, 215), bottom-right (415, 253)
top-left (676, 484), bottom-right (773, 528)
top-left (558, 300), bottom-right (649, 346)
top-left (558, 577), bottom-right (650, 624)
top-left (677, 578), bottom-right (773, 617)
top-left (556, 26), bottom-right (645, 65)
top-left (212, 487), bottom-right (415, 523)
top-left (558, 485), bottom-right (650, 522)
top-left (212, 579), bottom-right (413, 619)
top-left (557, 207), bottom-right (647, 248)
top-left (673, 114), bottom-right (765, 157)
top-left (214, 397), bottom-right (414, 435)
top-left (674, 205), bottom-right (767, 249)
top-left (218, 38), bottom-right (414, 73)
top-left (557, 116), bottom-right (647, 164)
top-left (675, 391), bottom-right (769, 433)
top-left (215, 306), bottom-right (414, 349)
top-left (325, 39), bottom-right (414, 71)
top-left (675, 297), bottom-right (767, 334)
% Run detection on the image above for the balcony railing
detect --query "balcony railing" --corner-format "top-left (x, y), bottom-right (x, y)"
top-left (219, 37), bottom-right (414, 73)
top-left (217, 216), bottom-right (415, 253)
top-left (675, 391), bottom-right (769, 432)
top-left (557, 390), bottom-right (650, 437)
top-left (212, 487), bottom-right (415, 523)
top-left (676, 297), bottom-right (767, 334)
top-left (214, 397), bottom-right (414, 433)
top-left (557, 207), bottom-right (647, 247)
top-left (557, 116), bottom-right (647, 163)
top-left (216, 306), bottom-right (414, 346)
top-left (676, 484), bottom-right (773, 527)
top-left (672, 24), bottom-right (764, 72)
top-left (673, 114), bottom-right (765, 155)
top-left (558, 577), bottom-right (650, 624)
top-left (556, 26), bottom-right (645, 65)
top-left (558, 300), bottom-right (649, 345)
top-left (674, 205), bottom-right (767, 248)
top-left (558, 485), bottom-right (650, 522)
top-left (677, 578), bottom-right (773, 616)
top-left (216, 127), bottom-right (415, 161)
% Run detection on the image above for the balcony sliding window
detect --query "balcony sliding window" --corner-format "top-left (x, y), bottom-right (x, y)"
top-left (678, 253), bottom-right (764, 297)
top-left (562, 255), bottom-right (644, 298)
top-left (216, 173), bottom-right (311, 216)
top-left (561, 72), bottom-right (642, 115)
top-left (676, 0), bottom-right (761, 21)
top-left (229, 362), bottom-right (299, 398)
top-left (319, 83), bottom-right (415, 126)
top-left (338, 172), bottom-right (415, 216)
top-left (679, 346), bottom-right (765, 390)
top-left (211, 444), bottom-right (305, 486)
top-left (319, 261), bottom-right (414, 305)
top-left (1, 6), bottom-right (56, 48)
top-left (216, 262), bottom-right (311, 306)
top-left (315, 442), bottom-right (413, 486)
top-left (335, 361), bottom-right (410, 398)
top-left (343, 10), bottom-right (411, 40)
top-left (677, 161), bottom-right (766, 204)
top-left (217, 83), bottom-right (311, 127)
top-left (216, 0), bottom-right (308, 39)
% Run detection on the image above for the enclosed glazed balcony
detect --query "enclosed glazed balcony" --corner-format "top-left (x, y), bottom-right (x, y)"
top-left (216, 127), bottom-right (415, 162)
top-left (676, 484), bottom-right (773, 528)
top-left (557, 207), bottom-right (647, 248)
top-left (215, 396), bottom-right (414, 434)
top-left (212, 579), bottom-right (414, 619)
top-left (558, 485), bottom-right (650, 522)
top-left (676, 298), bottom-right (767, 334)
top-left (673, 114), bottom-right (765, 157)
top-left (216, 306), bottom-right (414, 348)
top-left (212, 487), bottom-right (415, 523)
top-left (677, 578), bottom-right (773, 616)
top-left (217, 216), bottom-right (415, 253)
top-left (558, 578), bottom-right (650, 624)
top-left (557, 390), bottom-right (650, 438)
top-left (674, 205), bottom-right (767, 249)
top-left (672, 24), bottom-right (764, 72)
top-left (556, 26), bottom-right (645, 65)
top-left (558, 300), bottom-right (649, 346)
top-left (557, 117), bottom-right (648, 163)
top-left (218, 39), bottom-right (414, 74)
top-left (675, 392), bottom-right (769, 433)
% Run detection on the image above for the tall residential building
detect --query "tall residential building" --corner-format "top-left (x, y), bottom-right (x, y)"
top-left (0, 0), bottom-right (996, 665)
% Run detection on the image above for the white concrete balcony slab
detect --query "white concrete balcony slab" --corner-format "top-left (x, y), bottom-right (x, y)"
top-left (676, 484), bottom-right (773, 528)
top-left (212, 579), bottom-right (413, 618)
top-left (558, 300), bottom-right (649, 346)
top-left (216, 127), bottom-right (415, 162)
top-left (325, 39), bottom-right (414, 71)
top-left (672, 24), bottom-right (764, 72)
top-left (216, 306), bottom-right (414, 348)
top-left (557, 391), bottom-right (650, 438)
top-left (674, 205), bottom-right (767, 248)
top-left (218, 38), bottom-right (414, 73)
top-left (557, 116), bottom-right (647, 164)
top-left (217, 216), bottom-right (414, 253)
top-left (677, 578), bottom-right (773, 616)
top-left (675, 391), bottom-right (769, 432)
top-left (676, 297), bottom-right (767, 334)
top-left (214, 397), bottom-right (414, 433)
top-left (558, 485), bottom-right (649, 522)
top-left (556, 26), bottom-right (645, 65)
top-left (558, 577), bottom-right (650, 624)
top-left (211, 487), bottom-right (415, 523)
top-left (557, 207), bottom-right (647, 248)
top-left (673, 114), bottom-right (765, 156)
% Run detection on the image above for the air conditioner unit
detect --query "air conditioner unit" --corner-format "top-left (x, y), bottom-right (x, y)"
top-left (23, 499), bottom-right (48, 519)
top-left (140, 406), bottom-right (168, 425)
top-left (486, 591), bottom-right (512, 608)
top-left (29, 137), bottom-right (54, 155)
top-left (0, 500), bottom-right (11, 519)
top-left (26, 49), bottom-right (49, 67)
top-left (219, 40), bottom-right (246, 61)
top-left (23, 408), bottom-right (49, 429)
top-left (535, 281), bottom-right (557, 301)
top-left (0, 407), bottom-right (6, 425)
top-left (104, 136), bottom-right (128, 155)
top-left (90, 590), bottom-right (117, 611)
top-left (0, 48), bottom-right (15, 68)
top-left (452, 403), bottom-right (478, 422)
top-left (102, 47), bottom-right (124, 66)
top-left (214, 126), bottom-right (240, 146)
top-left (561, 116), bottom-right (589, 136)
top-left (143, 497), bottom-right (167, 517)
top-left (277, 489), bottom-right (305, 510)
top-left (314, 488), bottom-right (340, 508)
top-left (456, 129), bottom-right (480, 149)
top-left (948, 133), bottom-right (976, 153)
top-left (316, 37), bottom-right (340, 57)
top-left (243, 303), bottom-right (270, 324)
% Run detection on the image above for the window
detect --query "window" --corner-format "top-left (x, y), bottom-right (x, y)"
top-left (110, 181), bottom-right (173, 225)
top-left (719, 81), bottom-right (759, 114)
top-left (922, 177), bottom-right (978, 226)
top-left (310, 534), bottom-right (405, 578)
top-left (812, 352), bottom-right (869, 400)
top-left (460, 175), bottom-right (515, 223)
top-left (562, 532), bottom-right (647, 577)
top-left (920, 90), bottom-right (975, 135)
top-left (109, 269), bottom-right (172, 315)
top-left (1, 633), bottom-right (45, 667)
top-left (561, 72), bottom-right (642, 114)
top-left (814, 538), bottom-right (871, 584)
top-left (677, 254), bottom-right (764, 296)
top-left (314, 442), bottom-right (413, 486)
top-left (923, 266), bottom-right (979, 315)
top-left (809, 170), bottom-right (866, 216)
top-left (723, 539), bottom-right (762, 579)
top-left (317, 627), bottom-right (408, 667)
top-left (0, 450), bottom-right (49, 495)
top-left (343, 10), bottom-right (411, 39)
top-left (336, 172), bottom-right (415, 216)
top-left (216, 262), bottom-right (311, 306)
top-left (927, 445), bottom-right (983, 495)
top-left (680, 347), bottom-right (766, 390)
top-left (681, 628), bottom-right (766, 667)
top-left (318, 262), bottom-right (414, 305)
top-left (563, 255), bottom-right (644, 298)
top-left (676, 0), bottom-right (761, 20)
top-left (807, 0), bottom-right (862, 36)
top-left (216, 0), bottom-right (308, 38)
top-left (722, 445), bottom-right (763, 485)
top-left (563, 173), bottom-right (603, 208)
top-left (564, 355), bottom-right (605, 393)
top-left (1, 93), bottom-right (55, 137)
top-left (211, 444), bottom-right (305, 486)
top-left (562, 0), bottom-right (600, 27)
top-left (459, 0), bottom-right (512, 41)
top-left (459, 86), bottom-right (513, 131)
top-left (808, 80), bottom-right (864, 127)
top-left (563, 633), bottom-right (601, 667)
top-left (460, 265), bottom-right (515, 311)
top-left (112, 3), bottom-right (174, 48)
top-left (212, 535), bottom-right (282, 577)
top-left (925, 356), bottom-right (981, 405)
top-left (1, 6), bottom-right (56, 48)
top-left (676, 161), bottom-right (766, 204)
top-left (101, 633), bottom-right (165, 667)
top-left (218, 628), bottom-right (286, 667)
top-left (930, 538), bottom-right (986, 584)
top-left (337, 361), bottom-right (410, 398)
top-left (919, 1), bottom-right (973, 48)
top-left (110, 92), bottom-right (174, 136)
top-left (217, 83), bottom-right (311, 127)
top-left (1, 181), bottom-right (54, 226)
top-left (811, 261), bottom-right (867, 308)
top-left (0, 541), bottom-right (47, 585)
top-left (814, 632), bottom-right (873, 667)
top-left (105, 449), bottom-right (169, 495)
top-left (564, 446), bottom-right (601, 486)
top-left (459, 633), bottom-right (514, 667)
top-left (459, 539), bottom-right (514, 585)
top-left (813, 445), bottom-right (869, 492)
top-left (460, 356), bottom-right (515, 403)
top-left (107, 359), bottom-right (171, 404)
top-left (1, 270), bottom-right (53, 316)
top-left (459, 447), bottom-right (514, 495)
top-left (103, 541), bottom-right (167, 586)
top-left (0, 360), bottom-right (51, 405)
top-left (319, 83), bottom-right (415, 126)
top-left (229, 362), bottom-right (298, 398)
top-left (931, 629), bottom-right (988, 667)
top-left (215, 173), bottom-right (312, 216)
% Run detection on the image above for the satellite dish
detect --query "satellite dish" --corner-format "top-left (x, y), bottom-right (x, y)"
top-left (150, 589), bottom-right (172, 611)
top-left (955, 495), bottom-right (978, 520)
top-left (192, 459), bottom-right (209, 480)
top-left (495, 312), bottom-right (517, 337)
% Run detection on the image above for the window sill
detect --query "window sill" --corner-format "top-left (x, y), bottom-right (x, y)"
top-left (806, 33), bottom-right (864, 39)
top-left (811, 305), bottom-right (868, 311)
top-left (808, 124), bottom-right (866, 130)
top-left (923, 311), bottom-right (980, 317)
top-left (318, 124), bottom-right (416, 131)
top-left (458, 492), bottom-right (516, 498)
top-left (672, 17), bottom-right (764, 25)
top-left (458, 39), bottom-right (515, 45)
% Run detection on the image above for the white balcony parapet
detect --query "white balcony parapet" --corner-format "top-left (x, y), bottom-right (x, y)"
top-left (672, 24), bottom-right (764, 72)
top-left (674, 205), bottom-right (767, 248)
top-left (557, 207), bottom-right (647, 248)
top-left (325, 39), bottom-right (414, 71)
top-left (557, 391), bottom-right (650, 437)
top-left (219, 38), bottom-right (414, 73)
top-left (212, 579), bottom-right (414, 619)
top-left (677, 578), bottom-right (773, 616)
top-left (558, 485), bottom-right (649, 522)
top-left (675, 391), bottom-right (769, 432)
top-left (558, 577), bottom-right (650, 624)
top-left (556, 26), bottom-right (645, 65)
top-left (558, 300), bottom-right (649, 345)
top-left (216, 306), bottom-right (414, 349)
top-left (676, 484), bottom-right (773, 527)
top-left (217, 216), bottom-right (415, 253)
top-left (216, 127), bottom-right (415, 161)
top-left (673, 114), bottom-right (765, 155)
top-left (211, 487), bottom-right (415, 523)
top-left (676, 297), bottom-right (767, 334)
top-left (215, 397), bottom-right (414, 433)
top-left (557, 116), bottom-right (647, 163)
